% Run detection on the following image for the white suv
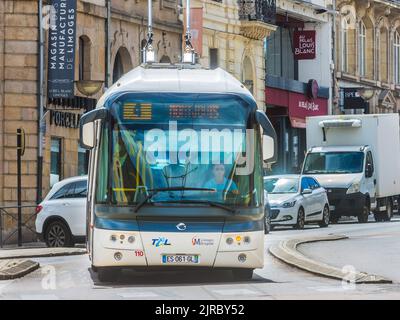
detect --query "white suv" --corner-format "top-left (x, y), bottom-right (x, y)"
top-left (35, 176), bottom-right (87, 247)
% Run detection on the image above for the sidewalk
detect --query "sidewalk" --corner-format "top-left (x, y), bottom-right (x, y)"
top-left (0, 247), bottom-right (87, 260)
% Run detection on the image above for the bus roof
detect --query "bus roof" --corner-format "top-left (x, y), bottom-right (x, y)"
top-left (97, 64), bottom-right (255, 108)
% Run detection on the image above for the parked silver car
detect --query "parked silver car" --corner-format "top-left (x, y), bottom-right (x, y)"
top-left (263, 175), bottom-right (330, 229)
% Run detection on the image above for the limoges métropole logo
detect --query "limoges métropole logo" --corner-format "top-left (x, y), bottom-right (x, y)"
top-left (192, 237), bottom-right (214, 246)
top-left (143, 121), bottom-right (255, 176)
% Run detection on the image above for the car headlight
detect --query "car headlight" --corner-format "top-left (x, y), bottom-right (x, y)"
top-left (346, 182), bottom-right (360, 194)
top-left (281, 200), bottom-right (296, 208)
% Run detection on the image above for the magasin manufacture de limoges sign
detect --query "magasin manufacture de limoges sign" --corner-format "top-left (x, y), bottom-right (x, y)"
top-left (47, 0), bottom-right (77, 99)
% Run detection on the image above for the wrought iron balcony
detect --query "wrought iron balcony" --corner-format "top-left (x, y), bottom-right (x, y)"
top-left (238, 0), bottom-right (276, 25)
top-left (238, 0), bottom-right (277, 40)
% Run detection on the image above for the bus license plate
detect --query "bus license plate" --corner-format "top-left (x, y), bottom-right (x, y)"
top-left (162, 254), bottom-right (199, 264)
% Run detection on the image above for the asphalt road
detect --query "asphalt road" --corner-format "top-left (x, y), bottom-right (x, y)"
top-left (1, 216), bottom-right (400, 300)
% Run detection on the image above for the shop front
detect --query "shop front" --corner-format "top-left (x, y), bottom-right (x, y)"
top-left (266, 76), bottom-right (329, 174)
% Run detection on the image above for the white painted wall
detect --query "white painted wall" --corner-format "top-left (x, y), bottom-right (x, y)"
top-left (298, 21), bottom-right (332, 89)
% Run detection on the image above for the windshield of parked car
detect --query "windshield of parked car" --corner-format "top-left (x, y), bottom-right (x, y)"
top-left (264, 177), bottom-right (299, 194)
top-left (303, 152), bottom-right (364, 174)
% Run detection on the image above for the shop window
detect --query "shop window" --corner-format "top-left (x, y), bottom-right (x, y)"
top-left (209, 48), bottom-right (218, 69)
top-left (78, 145), bottom-right (89, 176)
top-left (50, 138), bottom-right (62, 187)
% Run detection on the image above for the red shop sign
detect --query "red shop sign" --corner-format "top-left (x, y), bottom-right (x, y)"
top-left (266, 87), bottom-right (328, 128)
top-left (293, 30), bottom-right (316, 60)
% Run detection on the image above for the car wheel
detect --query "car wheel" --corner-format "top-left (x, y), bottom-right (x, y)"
top-left (232, 268), bottom-right (254, 281)
top-left (383, 199), bottom-right (393, 222)
top-left (319, 205), bottom-right (330, 228)
top-left (45, 220), bottom-right (73, 247)
top-left (294, 207), bottom-right (305, 230)
top-left (97, 268), bottom-right (120, 283)
top-left (357, 201), bottom-right (370, 223)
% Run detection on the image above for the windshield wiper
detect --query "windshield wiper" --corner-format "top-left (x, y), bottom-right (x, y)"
top-left (159, 199), bottom-right (236, 213)
top-left (133, 187), bottom-right (215, 213)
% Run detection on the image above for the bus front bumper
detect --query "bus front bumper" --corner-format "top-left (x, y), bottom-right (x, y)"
top-left (91, 228), bottom-right (264, 269)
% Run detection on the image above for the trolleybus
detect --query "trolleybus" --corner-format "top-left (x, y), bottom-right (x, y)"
top-left (79, 63), bottom-right (277, 282)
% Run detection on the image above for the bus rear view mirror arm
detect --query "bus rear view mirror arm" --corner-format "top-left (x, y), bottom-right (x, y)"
top-left (255, 110), bottom-right (278, 164)
top-left (79, 108), bottom-right (109, 149)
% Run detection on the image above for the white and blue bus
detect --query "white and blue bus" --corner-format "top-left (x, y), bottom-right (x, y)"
top-left (79, 64), bottom-right (277, 282)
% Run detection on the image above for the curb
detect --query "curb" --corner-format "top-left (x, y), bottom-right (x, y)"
top-left (0, 259), bottom-right (40, 280)
top-left (269, 234), bottom-right (392, 284)
top-left (0, 248), bottom-right (87, 260)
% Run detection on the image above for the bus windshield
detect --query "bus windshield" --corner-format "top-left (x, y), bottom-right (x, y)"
top-left (96, 93), bottom-right (263, 210)
top-left (303, 152), bottom-right (364, 174)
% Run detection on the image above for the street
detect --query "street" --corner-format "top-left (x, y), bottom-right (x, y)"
top-left (1, 217), bottom-right (400, 300)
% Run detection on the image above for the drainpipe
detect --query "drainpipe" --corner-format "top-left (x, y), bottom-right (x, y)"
top-left (331, 0), bottom-right (337, 115)
top-left (37, 0), bottom-right (45, 203)
top-left (105, 0), bottom-right (111, 88)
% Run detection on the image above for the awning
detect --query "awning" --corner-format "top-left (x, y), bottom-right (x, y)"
top-left (266, 87), bottom-right (328, 128)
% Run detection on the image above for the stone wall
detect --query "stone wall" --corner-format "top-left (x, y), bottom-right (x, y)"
top-left (0, 0), bottom-right (183, 243)
top-left (1, 0), bottom-right (39, 208)
top-left (194, 0), bottom-right (272, 109)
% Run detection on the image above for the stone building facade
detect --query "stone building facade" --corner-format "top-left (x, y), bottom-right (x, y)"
top-left (0, 0), bottom-right (277, 242)
top-left (0, 0), bottom-right (183, 242)
top-left (193, 0), bottom-right (277, 109)
top-left (335, 0), bottom-right (400, 114)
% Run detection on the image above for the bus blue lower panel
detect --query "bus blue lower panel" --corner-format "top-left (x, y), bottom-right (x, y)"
top-left (94, 216), bottom-right (264, 233)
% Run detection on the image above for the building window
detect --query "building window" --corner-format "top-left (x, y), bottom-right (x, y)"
top-left (358, 20), bottom-right (366, 77)
top-left (265, 27), bottom-right (296, 80)
top-left (78, 145), bottom-right (89, 176)
top-left (341, 18), bottom-right (348, 72)
top-left (209, 48), bottom-right (218, 69)
top-left (394, 31), bottom-right (400, 84)
top-left (113, 51), bottom-right (124, 84)
top-left (50, 138), bottom-right (62, 187)
top-left (79, 36), bottom-right (91, 81)
top-left (242, 56), bottom-right (254, 94)
top-left (113, 47), bottom-right (133, 84)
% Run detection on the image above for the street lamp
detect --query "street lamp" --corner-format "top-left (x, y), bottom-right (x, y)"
top-left (357, 88), bottom-right (375, 101)
top-left (75, 80), bottom-right (104, 97)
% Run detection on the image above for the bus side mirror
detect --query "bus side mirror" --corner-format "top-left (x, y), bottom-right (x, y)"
top-left (255, 110), bottom-right (278, 164)
top-left (79, 108), bottom-right (108, 149)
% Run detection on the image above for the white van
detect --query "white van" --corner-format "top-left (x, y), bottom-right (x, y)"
top-left (303, 114), bottom-right (400, 223)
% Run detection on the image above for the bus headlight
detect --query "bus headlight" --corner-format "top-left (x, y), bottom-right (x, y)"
top-left (110, 235), bottom-right (117, 242)
top-left (243, 236), bottom-right (251, 244)
top-left (226, 237), bottom-right (234, 245)
top-left (128, 236), bottom-right (135, 243)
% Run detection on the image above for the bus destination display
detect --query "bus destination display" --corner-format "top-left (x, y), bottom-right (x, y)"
top-left (169, 104), bottom-right (220, 119)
